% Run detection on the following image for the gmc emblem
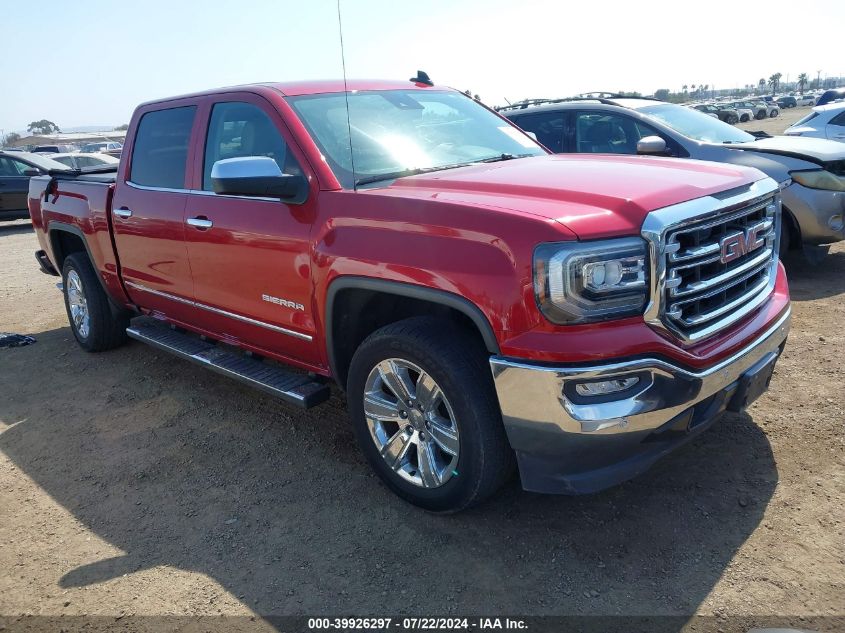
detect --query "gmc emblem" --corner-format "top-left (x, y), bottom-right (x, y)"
top-left (719, 221), bottom-right (768, 264)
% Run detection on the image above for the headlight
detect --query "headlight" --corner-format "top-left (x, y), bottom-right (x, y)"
top-left (790, 169), bottom-right (845, 192)
top-left (534, 237), bottom-right (648, 324)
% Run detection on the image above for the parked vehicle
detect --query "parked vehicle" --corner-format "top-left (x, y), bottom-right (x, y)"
top-left (32, 144), bottom-right (79, 154)
top-left (503, 97), bottom-right (845, 257)
top-left (79, 141), bottom-right (123, 158)
top-left (27, 80), bottom-right (790, 512)
top-left (784, 102), bottom-right (845, 142)
top-left (796, 95), bottom-right (817, 107)
top-left (692, 103), bottom-right (739, 124)
top-left (815, 88), bottom-right (845, 107)
top-left (0, 151), bottom-right (68, 220)
top-left (50, 152), bottom-right (120, 170)
top-left (731, 100), bottom-right (769, 120)
top-left (777, 96), bottom-right (798, 108)
top-left (724, 102), bottom-right (755, 123)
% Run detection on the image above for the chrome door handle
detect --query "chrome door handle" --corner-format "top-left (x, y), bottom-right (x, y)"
top-left (113, 208), bottom-right (132, 218)
top-left (186, 217), bottom-right (213, 229)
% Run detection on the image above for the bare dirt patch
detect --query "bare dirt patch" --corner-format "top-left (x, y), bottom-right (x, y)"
top-left (1, 215), bottom-right (843, 631)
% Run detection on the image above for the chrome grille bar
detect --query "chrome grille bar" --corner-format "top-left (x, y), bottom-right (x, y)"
top-left (641, 178), bottom-right (781, 343)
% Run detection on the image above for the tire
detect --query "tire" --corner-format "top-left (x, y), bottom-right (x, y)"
top-left (347, 317), bottom-right (514, 512)
top-left (62, 252), bottom-right (128, 352)
top-left (770, 110), bottom-right (779, 118)
top-left (727, 114), bottom-right (739, 125)
top-left (740, 114), bottom-right (750, 123)
top-left (755, 111), bottom-right (766, 120)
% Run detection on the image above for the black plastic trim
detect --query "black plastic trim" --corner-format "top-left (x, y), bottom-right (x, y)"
top-left (325, 277), bottom-right (501, 380)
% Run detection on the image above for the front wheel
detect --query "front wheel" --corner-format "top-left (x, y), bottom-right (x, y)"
top-left (347, 317), bottom-right (514, 512)
top-left (727, 114), bottom-right (739, 124)
top-left (62, 253), bottom-right (128, 352)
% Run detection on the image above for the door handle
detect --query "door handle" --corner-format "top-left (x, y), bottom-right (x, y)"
top-left (113, 208), bottom-right (132, 218)
top-left (187, 216), bottom-right (213, 229)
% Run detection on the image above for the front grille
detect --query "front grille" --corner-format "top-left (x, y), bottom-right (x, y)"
top-left (661, 195), bottom-right (779, 340)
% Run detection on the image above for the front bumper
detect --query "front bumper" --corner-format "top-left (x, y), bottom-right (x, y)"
top-left (782, 182), bottom-right (845, 245)
top-left (489, 308), bottom-right (791, 495)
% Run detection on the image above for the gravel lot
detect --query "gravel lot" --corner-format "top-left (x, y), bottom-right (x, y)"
top-left (1, 106), bottom-right (843, 632)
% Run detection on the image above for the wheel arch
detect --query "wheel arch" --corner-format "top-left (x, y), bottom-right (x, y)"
top-left (325, 277), bottom-right (500, 389)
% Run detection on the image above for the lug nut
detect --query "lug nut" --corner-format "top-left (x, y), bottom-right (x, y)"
top-left (399, 410), bottom-right (407, 418)
top-left (419, 432), bottom-right (426, 441)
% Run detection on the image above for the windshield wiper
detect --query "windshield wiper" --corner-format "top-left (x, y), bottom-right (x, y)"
top-left (477, 153), bottom-right (534, 163)
top-left (354, 161), bottom-right (477, 187)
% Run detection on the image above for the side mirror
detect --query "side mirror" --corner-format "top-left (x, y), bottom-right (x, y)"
top-left (210, 156), bottom-right (308, 203)
top-left (23, 168), bottom-right (41, 177)
top-left (636, 135), bottom-right (669, 156)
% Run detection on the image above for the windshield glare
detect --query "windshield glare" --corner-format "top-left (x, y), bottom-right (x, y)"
top-left (288, 90), bottom-right (546, 188)
top-left (640, 104), bottom-right (755, 144)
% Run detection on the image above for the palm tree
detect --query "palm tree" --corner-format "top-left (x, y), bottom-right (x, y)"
top-left (682, 84), bottom-right (688, 94)
top-left (758, 78), bottom-right (766, 94)
top-left (797, 73), bottom-right (809, 94)
top-left (768, 73), bottom-right (782, 95)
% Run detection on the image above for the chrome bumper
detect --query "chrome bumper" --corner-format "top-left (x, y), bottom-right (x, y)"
top-left (489, 308), bottom-right (791, 493)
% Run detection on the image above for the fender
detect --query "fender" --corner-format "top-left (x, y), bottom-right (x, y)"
top-left (47, 221), bottom-right (129, 306)
top-left (324, 276), bottom-right (501, 380)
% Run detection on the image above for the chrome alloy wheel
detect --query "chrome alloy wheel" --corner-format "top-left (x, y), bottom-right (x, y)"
top-left (363, 359), bottom-right (460, 488)
top-left (66, 269), bottom-right (90, 338)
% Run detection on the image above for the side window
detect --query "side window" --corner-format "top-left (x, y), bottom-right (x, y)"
top-left (574, 112), bottom-right (644, 154)
top-left (130, 106), bottom-right (196, 189)
top-left (508, 112), bottom-right (564, 152)
top-left (203, 101), bottom-right (301, 191)
top-left (829, 112), bottom-right (845, 126)
top-left (0, 157), bottom-right (21, 176)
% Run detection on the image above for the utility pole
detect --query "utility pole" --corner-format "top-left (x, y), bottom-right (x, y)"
top-left (816, 70), bottom-right (822, 90)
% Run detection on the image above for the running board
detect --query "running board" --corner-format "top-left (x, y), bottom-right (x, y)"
top-left (126, 317), bottom-right (330, 409)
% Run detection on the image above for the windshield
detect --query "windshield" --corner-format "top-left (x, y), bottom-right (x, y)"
top-left (639, 104), bottom-right (755, 144)
top-left (287, 89), bottom-right (546, 188)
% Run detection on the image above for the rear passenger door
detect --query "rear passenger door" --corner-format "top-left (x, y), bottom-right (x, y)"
top-left (111, 104), bottom-right (200, 325)
top-left (182, 96), bottom-right (320, 366)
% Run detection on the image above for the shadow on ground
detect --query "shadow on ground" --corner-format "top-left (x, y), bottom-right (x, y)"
top-left (782, 249), bottom-right (845, 301)
top-left (0, 326), bottom-right (778, 623)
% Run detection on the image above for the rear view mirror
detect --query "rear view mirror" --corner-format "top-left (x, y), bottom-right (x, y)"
top-left (636, 136), bottom-right (669, 156)
top-left (211, 156), bottom-right (308, 203)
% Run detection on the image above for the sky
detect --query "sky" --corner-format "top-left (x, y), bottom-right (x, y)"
top-left (2, 0), bottom-right (844, 134)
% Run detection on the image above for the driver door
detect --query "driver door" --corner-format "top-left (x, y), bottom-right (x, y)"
top-left (183, 96), bottom-right (320, 366)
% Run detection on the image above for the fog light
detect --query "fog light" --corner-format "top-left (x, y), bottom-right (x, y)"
top-left (829, 214), bottom-right (844, 232)
top-left (575, 376), bottom-right (640, 397)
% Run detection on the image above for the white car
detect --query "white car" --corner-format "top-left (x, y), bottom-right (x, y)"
top-left (785, 103), bottom-right (845, 142)
top-left (795, 94), bottom-right (817, 107)
top-left (49, 152), bottom-right (120, 170)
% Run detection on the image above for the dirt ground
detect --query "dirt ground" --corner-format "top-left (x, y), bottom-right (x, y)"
top-left (1, 114), bottom-right (843, 632)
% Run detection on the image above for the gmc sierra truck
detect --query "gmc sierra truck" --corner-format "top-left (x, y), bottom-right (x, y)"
top-left (28, 79), bottom-right (791, 512)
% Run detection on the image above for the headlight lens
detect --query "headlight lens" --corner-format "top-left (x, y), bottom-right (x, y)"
top-left (534, 237), bottom-right (649, 324)
top-left (790, 169), bottom-right (845, 192)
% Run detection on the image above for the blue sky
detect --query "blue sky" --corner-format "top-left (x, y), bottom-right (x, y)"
top-left (2, 0), bottom-right (843, 132)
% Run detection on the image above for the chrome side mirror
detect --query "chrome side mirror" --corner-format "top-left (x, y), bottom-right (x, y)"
top-left (636, 136), bottom-right (668, 156)
top-left (210, 156), bottom-right (307, 203)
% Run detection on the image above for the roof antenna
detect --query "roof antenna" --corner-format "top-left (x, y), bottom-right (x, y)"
top-left (336, 0), bottom-right (357, 190)
top-left (411, 70), bottom-right (434, 86)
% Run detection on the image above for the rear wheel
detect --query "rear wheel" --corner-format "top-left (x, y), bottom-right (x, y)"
top-left (62, 253), bottom-right (128, 352)
top-left (740, 114), bottom-right (751, 122)
top-left (727, 114), bottom-right (739, 124)
top-left (347, 317), bottom-right (514, 512)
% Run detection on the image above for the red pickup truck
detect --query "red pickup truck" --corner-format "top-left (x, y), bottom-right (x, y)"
top-left (28, 79), bottom-right (791, 512)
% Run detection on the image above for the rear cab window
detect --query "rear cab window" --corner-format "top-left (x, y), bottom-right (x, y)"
top-left (130, 106), bottom-right (197, 189)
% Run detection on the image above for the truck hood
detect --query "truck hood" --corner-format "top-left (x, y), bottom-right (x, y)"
top-left (737, 135), bottom-right (845, 164)
top-left (370, 154), bottom-right (762, 239)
